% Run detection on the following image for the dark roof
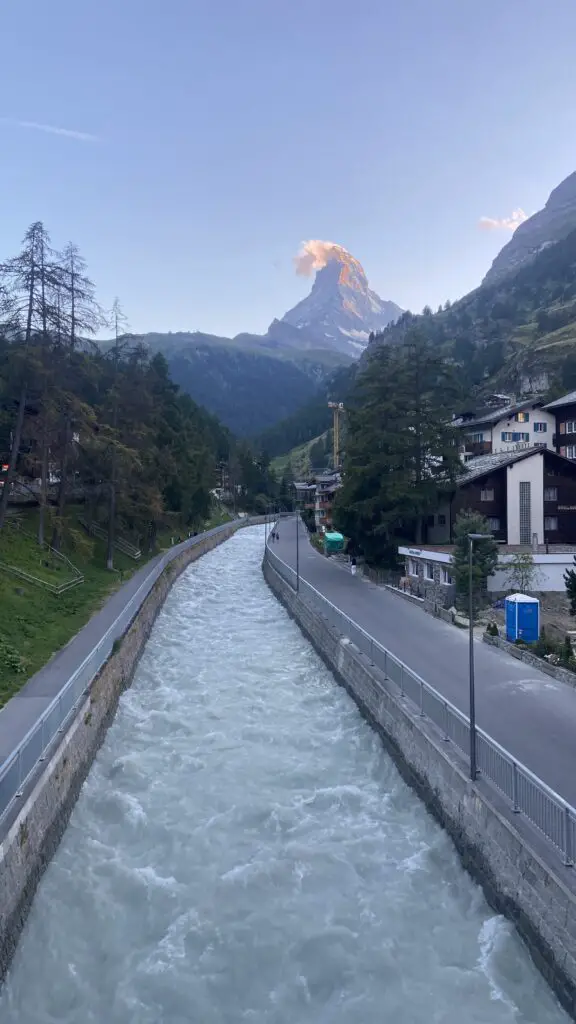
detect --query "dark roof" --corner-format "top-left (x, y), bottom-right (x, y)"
top-left (458, 445), bottom-right (553, 485)
top-left (544, 390), bottom-right (576, 410)
top-left (455, 398), bottom-right (543, 430)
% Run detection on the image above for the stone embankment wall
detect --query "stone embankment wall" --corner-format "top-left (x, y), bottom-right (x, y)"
top-left (0, 520), bottom-right (263, 983)
top-left (264, 557), bottom-right (576, 1020)
top-left (483, 632), bottom-right (576, 688)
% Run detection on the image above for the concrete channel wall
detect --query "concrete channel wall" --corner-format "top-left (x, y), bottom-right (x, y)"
top-left (263, 556), bottom-right (576, 1020)
top-left (0, 517), bottom-right (265, 983)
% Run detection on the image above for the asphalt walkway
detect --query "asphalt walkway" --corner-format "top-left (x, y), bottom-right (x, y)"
top-left (272, 518), bottom-right (576, 806)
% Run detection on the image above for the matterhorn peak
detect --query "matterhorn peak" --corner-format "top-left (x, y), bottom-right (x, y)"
top-left (265, 240), bottom-right (402, 357)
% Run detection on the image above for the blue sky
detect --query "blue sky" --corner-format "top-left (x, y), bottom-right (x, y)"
top-left (2, 0), bottom-right (576, 337)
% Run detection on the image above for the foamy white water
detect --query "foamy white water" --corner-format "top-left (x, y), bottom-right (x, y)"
top-left (0, 527), bottom-right (568, 1023)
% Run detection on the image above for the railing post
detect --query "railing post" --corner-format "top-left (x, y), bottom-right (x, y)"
top-left (399, 664), bottom-right (405, 698)
top-left (512, 763), bottom-right (520, 812)
top-left (383, 650), bottom-right (388, 679)
top-left (39, 717), bottom-right (46, 762)
top-left (419, 681), bottom-right (425, 717)
top-left (564, 806), bottom-right (573, 867)
top-left (443, 702), bottom-right (449, 741)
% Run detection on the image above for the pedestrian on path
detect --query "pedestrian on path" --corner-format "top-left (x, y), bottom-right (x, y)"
top-left (350, 556), bottom-right (357, 577)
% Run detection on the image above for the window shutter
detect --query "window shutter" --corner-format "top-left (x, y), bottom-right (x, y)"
top-left (560, 422), bottom-right (566, 435)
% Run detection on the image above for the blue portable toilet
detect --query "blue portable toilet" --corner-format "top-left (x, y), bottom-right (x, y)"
top-left (505, 593), bottom-right (540, 643)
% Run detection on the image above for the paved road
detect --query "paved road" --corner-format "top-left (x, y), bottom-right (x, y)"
top-left (271, 518), bottom-right (576, 806)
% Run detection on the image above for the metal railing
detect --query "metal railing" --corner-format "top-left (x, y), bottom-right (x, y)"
top-left (265, 543), bottom-right (576, 867)
top-left (78, 518), bottom-right (142, 560)
top-left (0, 521), bottom-right (84, 594)
top-left (0, 518), bottom-right (264, 826)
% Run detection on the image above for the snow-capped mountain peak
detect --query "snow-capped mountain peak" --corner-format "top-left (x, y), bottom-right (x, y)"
top-left (266, 242), bottom-right (402, 358)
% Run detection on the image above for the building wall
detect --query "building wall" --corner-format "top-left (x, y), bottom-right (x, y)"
top-left (461, 405), bottom-right (554, 457)
top-left (506, 453), bottom-right (544, 545)
top-left (489, 407), bottom-right (554, 455)
top-left (426, 503), bottom-right (451, 545)
top-left (451, 472), bottom-right (507, 542)
top-left (554, 402), bottom-right (576, 460)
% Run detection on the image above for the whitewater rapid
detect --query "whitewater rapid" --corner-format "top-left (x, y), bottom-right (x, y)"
top-left (0, 527), bottom-right (567, 1023)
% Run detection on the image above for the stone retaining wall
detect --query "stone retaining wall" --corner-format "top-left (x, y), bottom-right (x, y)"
top-left (264, 556), bottom-right (576, 1019)
top-left (483, 632), bottom-right (576, 688)
top-left (0, 520), bottom-right (261, 984)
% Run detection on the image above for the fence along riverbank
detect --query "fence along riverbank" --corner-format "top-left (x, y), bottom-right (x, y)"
top-left (263, 541), bottom-right (576, 1019)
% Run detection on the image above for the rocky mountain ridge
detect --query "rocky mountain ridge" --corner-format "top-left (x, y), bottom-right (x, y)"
top-left (484, 170), bottom-right (576, 285)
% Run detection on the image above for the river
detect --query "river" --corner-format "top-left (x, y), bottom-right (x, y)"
top-left (0, 526), bottom-right (568, 1023)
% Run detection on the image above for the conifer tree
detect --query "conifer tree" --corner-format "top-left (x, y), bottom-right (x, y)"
top-left (333, 327), bottom-right (462, 563)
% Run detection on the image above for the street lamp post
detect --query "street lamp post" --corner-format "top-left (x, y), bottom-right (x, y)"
top-left (468, 532), bottom-right (487, 781)
top-left (296, 511), bottom-right (300, 592)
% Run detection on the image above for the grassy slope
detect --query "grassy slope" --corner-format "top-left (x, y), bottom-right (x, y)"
top-left (270, 431), bottom-right (331, 477)
top-left (0, 505), bottom-right (232, 707)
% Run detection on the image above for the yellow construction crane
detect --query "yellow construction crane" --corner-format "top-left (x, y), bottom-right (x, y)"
top-left (328, 402), bottom-right (344, 469)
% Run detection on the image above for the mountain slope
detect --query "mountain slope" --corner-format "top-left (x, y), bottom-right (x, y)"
top-left (370, 223), bottom-right (576, 399)
top-left (484, 170), bottom-right (576, 285)
top-left (162, 343), bottom-right (322, 436)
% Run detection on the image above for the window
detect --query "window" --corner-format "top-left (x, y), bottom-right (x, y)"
top-left (438, 514), bottom-right (446, 526)
top-left (534, 422), bottom-right (547, 433)
top-left (440, 567), bottom-right (453, 585)
top-left (545, 516), bottom-right (558, 531)
top-left (426, 514), bottom-right (435, 526)
top-left (544, 486), bottom-right (558, 502)
top-left (425, 562), bottom-right (434, 580)
top-left (565, 446), bottom-right (576, 460)
top-left (469, 432), bottom-right (484, 442)
top-left (480, 487), bottom-right (494, 501)
top-left (515, 411), bottom-right (530, 423)
top-left (502, 431), bottom-right (529, 442)
top-left (408, 559), bottom-right (418, 576)
top-left (564, 421), bottom-right (576, 434)
top-left (487, 517), bottom-right (500, 531)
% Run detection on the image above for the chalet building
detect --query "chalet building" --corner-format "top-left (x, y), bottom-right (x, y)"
top-left (543, 391), bottom-right (576, 460)
top-left (314, 471), bottom-right (342, 531)
top-left (454, 398), bottom-right (554, 460)
top-left (424, 446), bottom-right (576, 547)
top-left (292, 481), bottom-right (316, 511)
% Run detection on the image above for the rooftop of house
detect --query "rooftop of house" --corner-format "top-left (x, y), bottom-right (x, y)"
top-left (454, 397), bottom-right (544, 431)
top-left (459, 448), bottom-right (535, 483)
top-left (292, 482), bottom-right (316, 492)
top-left (544, 390), bottom-right (576, 410)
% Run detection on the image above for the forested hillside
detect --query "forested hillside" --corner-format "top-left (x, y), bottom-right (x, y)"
top-left (370, 225), bottom-right (576, 398)
top-left (0, 222), bottom-right (282, 559)
top-left (165, 344), bottom-right (321, 436)
top-left (257, 364), bottom-right (355, 458)
top-left (111, 332), bottom-right (352, 437)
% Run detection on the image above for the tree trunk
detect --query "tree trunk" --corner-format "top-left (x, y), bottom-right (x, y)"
top-left (51, 416), bottom-right (70, 550)
top-left (0, 386), bottom-right (27, 529)
top-left (106, 456), bottom-right (116, 570)
top-left (38, 428), bottom-right (49, 546)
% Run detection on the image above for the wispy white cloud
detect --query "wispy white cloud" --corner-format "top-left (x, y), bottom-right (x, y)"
top-left (478, 208), bottom-right (529, 232)
top-left (1, 118), bottom-right (99, 142)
